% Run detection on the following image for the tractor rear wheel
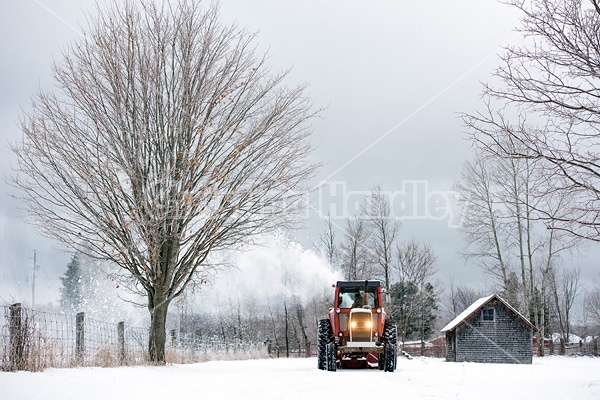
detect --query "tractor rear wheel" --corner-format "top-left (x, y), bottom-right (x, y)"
top-left (317, 319), bottom-right (333, 370)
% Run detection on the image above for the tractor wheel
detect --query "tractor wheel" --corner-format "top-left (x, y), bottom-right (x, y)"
top-left (383, 320), bottom-right (397, 345)
top-left (382, 321), bottom-right (397, 372)
top-left (383, 342), bottom-right (397, 372)
top-left (326, 342), bottom-right (337, 372)
top-left (317, 319), bottom-right (332, 370)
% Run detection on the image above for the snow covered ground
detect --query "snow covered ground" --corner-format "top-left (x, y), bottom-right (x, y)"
top-left (1, 356), bottom-right (599, 400)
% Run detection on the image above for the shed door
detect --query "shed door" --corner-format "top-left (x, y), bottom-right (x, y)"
top-left (447, 332), bottom-right (456, 362)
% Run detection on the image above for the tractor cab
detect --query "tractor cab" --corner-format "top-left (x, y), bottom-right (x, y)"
top-left (338, 285), bottom-right (378, 309)
top-left (332, 281), bottom-right (384, 346)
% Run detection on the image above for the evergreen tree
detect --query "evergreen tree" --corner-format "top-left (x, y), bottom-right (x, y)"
top-left (389, 281), bottom-right (419, 342)
top-left (416, 282), bottom-right (438, 341)
top-left (389, 280), bottom-right (438, 343)
top-left (59, 254), bottom-right (84, 312)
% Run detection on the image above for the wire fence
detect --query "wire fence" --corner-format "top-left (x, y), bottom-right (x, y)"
top-left (166, 332), bottom-right (268, 364)
top-left (1, 303), bottom-right (266, 371)
top-left (0, 303), bottom-right (149, 371)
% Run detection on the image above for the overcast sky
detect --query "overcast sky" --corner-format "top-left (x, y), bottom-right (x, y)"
top-left (1, 1), bottom-right (595, 307)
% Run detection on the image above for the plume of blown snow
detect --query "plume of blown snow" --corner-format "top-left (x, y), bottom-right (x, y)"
top-left (192, 233), bottom-right (340, 309)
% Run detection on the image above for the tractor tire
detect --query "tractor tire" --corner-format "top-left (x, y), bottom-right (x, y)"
top-left (317, 319), bottom-right (332, 370)
top-left (383, 342), bottom-right (397, 372)
top-left (382, 320), bottom-right (397, 345)
top-left (326, 342), bottom-right (337, 372)
top-left (382, 321), bottom-right (397, 372)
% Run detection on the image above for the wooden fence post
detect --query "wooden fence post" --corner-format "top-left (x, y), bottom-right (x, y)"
top-left (118, 321), bottom-right (125, 365)
top-left (9, 303), bottom-right (24, 371)
top-left (76, 312), bottom-right (85, 364)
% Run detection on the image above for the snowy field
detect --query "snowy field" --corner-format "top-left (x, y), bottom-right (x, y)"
top-left (1, 356), bottom-right (599, 400)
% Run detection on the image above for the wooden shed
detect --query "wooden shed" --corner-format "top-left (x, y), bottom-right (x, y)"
top-left (441, 294), bottom-right (537, 364)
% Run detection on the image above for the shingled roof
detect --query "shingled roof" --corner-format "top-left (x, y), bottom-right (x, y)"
top-left (441, 294), bottom-right (537, 333)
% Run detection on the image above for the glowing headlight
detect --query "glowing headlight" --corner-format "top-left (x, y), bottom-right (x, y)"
top-left (351, 321), bottom-right (357, 328)
top-left (366, 321), bottom-right (372, 328)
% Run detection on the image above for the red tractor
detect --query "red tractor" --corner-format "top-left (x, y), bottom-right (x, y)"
top-left (318, 280), bottom-right (397, 371)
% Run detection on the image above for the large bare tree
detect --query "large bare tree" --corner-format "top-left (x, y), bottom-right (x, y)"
top-left (10, 1), bottom-right (319, 363)
top-left (454, 157), bottom-right (512, 290)
top-left (455, 153), bottom-right (580, 351)
top-left (463, 0), bottom-right (600, 241)
top-left (363, 183), bottom-right (400, 293)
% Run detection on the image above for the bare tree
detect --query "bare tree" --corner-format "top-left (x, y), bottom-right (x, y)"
top-left (393, 239), bottom-right (437, 343)
top-left (463, 0), bottom-right (600, 242)
top-left (339, 218), bottom-right (372, 280)
top-left (550, 267), bottom-right (582, 342)
top-left (584, 281), bottom-right (600, 327)
top-left (10, 1), bottom-right (319, 363)
top-left (529, 189), bottom-right (581, 354)
top-left (319, 215), bottom-right (339, 269)
top-left (363, 183), bottom-right (400, 293)
top-left (494, 156), bottom-right (536, 314)
top-left (294, 300), bottom-right (310, 357)
top-left (447, 281), bottom-right (484, 316)
top-left (395, 239), bottom-right (437, 286)
top-left (455, 152), bottom-right (582, 355)
top-left (454, 157), bottom-right (511, 290)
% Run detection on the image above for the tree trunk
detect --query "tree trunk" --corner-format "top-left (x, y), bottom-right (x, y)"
top-left (295, 304), bottom-right (310, 357)
top-left (539, 297), bottom-right (545, 356)
top-left (148, 292), bottom-right (171, 364)
top-left (284, 300), bottom-right (290, 358)
top-left (510, 159), bottom-right (529, 315)
top-left (267, 299), bottom-right (279, 356)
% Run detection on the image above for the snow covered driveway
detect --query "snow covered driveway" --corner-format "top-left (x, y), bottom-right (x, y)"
top-left (1, 356), bottom-right (599, 400)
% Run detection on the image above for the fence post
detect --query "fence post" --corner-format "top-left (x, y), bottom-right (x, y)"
top-left (9, 303), bottom-right (24, 371)
top-left (559, 337), bottom-right (565, 355)
top-left (118, 321), bottom-right (125, 365)
top-left (76, 312), bottom-right (85, 364)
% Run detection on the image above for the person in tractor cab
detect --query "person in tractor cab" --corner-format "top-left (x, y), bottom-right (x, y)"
top-left (352, 292), bottom-right (364, 308)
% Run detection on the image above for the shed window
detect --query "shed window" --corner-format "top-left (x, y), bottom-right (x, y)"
top-left (482, 308), bottom-right (494, 321)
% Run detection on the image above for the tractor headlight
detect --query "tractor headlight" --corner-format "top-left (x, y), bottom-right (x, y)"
top-left (351, 321), bottom-right (357, 328)
top-left (366, 321), bottom-right (372, 329)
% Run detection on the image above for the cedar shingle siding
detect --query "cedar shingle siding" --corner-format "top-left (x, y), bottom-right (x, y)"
top-left (443, 296), bottom-right (536, 364)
